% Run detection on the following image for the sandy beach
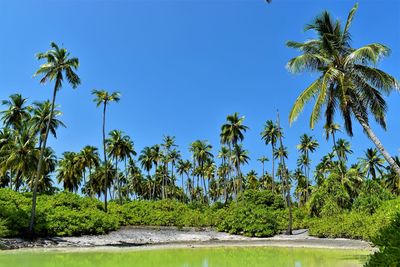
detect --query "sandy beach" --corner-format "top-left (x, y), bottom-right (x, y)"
top-left (0, 227), bottom-right (374, 251)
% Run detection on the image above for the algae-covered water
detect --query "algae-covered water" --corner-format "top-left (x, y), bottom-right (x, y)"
top-left (0, 247), bottom-right (370, 267)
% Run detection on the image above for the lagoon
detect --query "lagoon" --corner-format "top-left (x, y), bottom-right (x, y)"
top-left (0, 247), bottom-right (370, 267)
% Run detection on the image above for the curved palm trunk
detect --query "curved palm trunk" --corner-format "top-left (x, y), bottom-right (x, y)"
top-left (359, 119), bottom-right (400, 177)
top-left (29, 85), bottom-right (57, 236)
top-left (102, 102), bottom-right (108, 212)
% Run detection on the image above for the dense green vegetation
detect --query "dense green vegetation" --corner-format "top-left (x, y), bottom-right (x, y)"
top-left (0, 3), bottom-right (399, 266)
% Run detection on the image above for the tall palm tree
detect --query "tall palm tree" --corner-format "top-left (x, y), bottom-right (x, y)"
top-left (92, 90), bottom-right (120, 211)
top-left (287, 3), bottom-right (400, 177)
top-left (359, 148), bottom-right (385, 180)
top-left (1, 94), bottom-right (31, 130)
top-left (77, 145), bottom-right (100, 194)
top-left (150, 144), bottom-right (162, 199)
top-left (257, 156), bottom-right (269, 179)
top-left (29, 42), bottom-right (80, 235)
top-left (27, 147), bottom-right (57, 192)
top-left (220, 112), bottom-right (248, 198)
top-left (261, 120), bottom-right (280, 191)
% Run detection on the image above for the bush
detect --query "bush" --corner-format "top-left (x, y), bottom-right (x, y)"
top-left (365, 213), bottom-right (400, 267)
top-left (0, 189), bottom-right (118, 237)
top-left (0, 218), bottom-right (9, 237)
top-left (215, 190), bottom-right (286, 237)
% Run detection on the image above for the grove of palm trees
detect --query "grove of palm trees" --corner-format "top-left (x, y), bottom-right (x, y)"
top-left (0, 2), bottom-right (399, 267)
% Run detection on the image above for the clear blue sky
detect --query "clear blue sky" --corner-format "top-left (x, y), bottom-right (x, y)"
top-left (0, 0), bottom-right (399, 179)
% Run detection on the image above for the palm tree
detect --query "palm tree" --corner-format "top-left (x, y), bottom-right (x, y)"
top-left (245, 170), bottom-right (259, 190)
top-left (220, 112), bottom-right (248, 198)
top-left (27, 147), bottom-right (57, 192)
top-left (217, 146), bottom-right (230, 201)
top-left (92, 90), bottom-right (120, 211)
top-left (287, 3), bottom-right (400, 177)
top-left (190, 140), bottom-right (213, 201)
top-left (336, 139), bottom-right (353, 162)
top-left (359, 148), bottom-right (385, 180)
top-left (57, 152), bottom-right (82, 192)
top-left (257, 156), bottom-right (269, 179)
top-left (261, 120), bottom-right (280, 191)
top-left (30, 101), bottom-right (65, 148)
top-left (276, 112), bottom-right (292, 235)
top-left (139, 146), bottom-right (153, 177)
top-left (0, 129), bottom-right (38, 191)
top-left (77, 145), bottom-right (100, 194)
top-left (297, 134), bottom-right (319, 199)
top-left (150, 144), bottom-right (162, 199)
top-left (29, 42), bottom-right (80, 235)
top-left (106, 130), bottom-right (135, 203)
top-left (1, 94), bottom-right (31, 130)
top-left (231, 144), bottom-right (250, 196)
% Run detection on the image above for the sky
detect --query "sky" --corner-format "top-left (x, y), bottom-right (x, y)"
top-left (0, 0), bottom-right (399, 183)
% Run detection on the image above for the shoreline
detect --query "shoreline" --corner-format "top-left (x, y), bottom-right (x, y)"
top-left (0, 227), bottom-right (374, 252)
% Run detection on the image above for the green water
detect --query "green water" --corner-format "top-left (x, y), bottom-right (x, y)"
top-left (0, 247), bottom-right (369, 267)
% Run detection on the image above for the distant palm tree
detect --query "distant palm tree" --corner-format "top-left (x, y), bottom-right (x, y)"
top-left (220, 112), bottom-right (248, 197)
top-left (231, 144), bottom-right (250, 196)
top-left (261, 120), bottom-right (280, 191)
top-left (297, 134), bottom-right (319, 199)
top-left (57, 151), bottom-right (82, 192)
top-left (336, 139), bottom-right (353, 162)
top-left (139, 146), bottom-right (153, 177)
top-left (30, 101), bottom-right (65, 148)
top-left (359, 148), bottom-right (385, 180)
top-left (106, 129), bottom-right (135, 203)
top-left (27, 147), bottom-right (57, 192)
top-left (1, 94), bottom-right (31, 130)
top-left (29, 42), bottom-right (80, 235)
top-left (257, 156), bottom-right (269, 179)
top-left (246, 170), bottom-right (258, 190)
top-left (190, 140), bottom-right (213, 202)
top-left (92, 89), bottom-right (120, 211)
top-left (287, 3), bottom-right (400, 177)
top-left (77, 145), bottom-right (100, 195)
top-left (0, 129), bottom-right (37, 191)
top-left (217, 146), bottom-right (230, 201)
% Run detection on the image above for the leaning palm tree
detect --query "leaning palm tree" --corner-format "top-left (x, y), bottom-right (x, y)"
top-left (261, 120), bottom-right (280, 191)
top-left (359, 148), bottom-right (385, 180)
top-left (1, 94), bottom-right (31, 130)
top-left (287, 3), bottom-right (400, 177)
top-left (29, 42), bottom-right (80, 235)
top-left (92, 90), bottom-right (120, 211)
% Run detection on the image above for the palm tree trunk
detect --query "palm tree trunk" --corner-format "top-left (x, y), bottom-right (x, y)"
top-left (271, 144), bottom-right (275, 192)
top-left (103, 102), bottom-right (108, 212)
top-left (276, 111), bottom-right (292, 235)
top-left (29, 85), bottom-right (57, 236)
top-left (359, 119), bottom-right (400, 177)
top-left (115, 155), bottom-right (122, 204)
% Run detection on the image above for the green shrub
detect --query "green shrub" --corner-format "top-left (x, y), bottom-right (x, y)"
top-left (0, 189), bottom-right (118, 237)
top-left (0, 218), bottom-right (9, 237)
top-left (365, 213), bottom-right (400, 267)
